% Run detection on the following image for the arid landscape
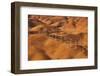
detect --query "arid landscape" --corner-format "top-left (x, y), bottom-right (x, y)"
top-left (28, 15), bottom-right (88, 60)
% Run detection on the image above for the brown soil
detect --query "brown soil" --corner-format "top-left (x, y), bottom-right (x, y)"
top-left (28, 15), bottom-right (88, 60)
